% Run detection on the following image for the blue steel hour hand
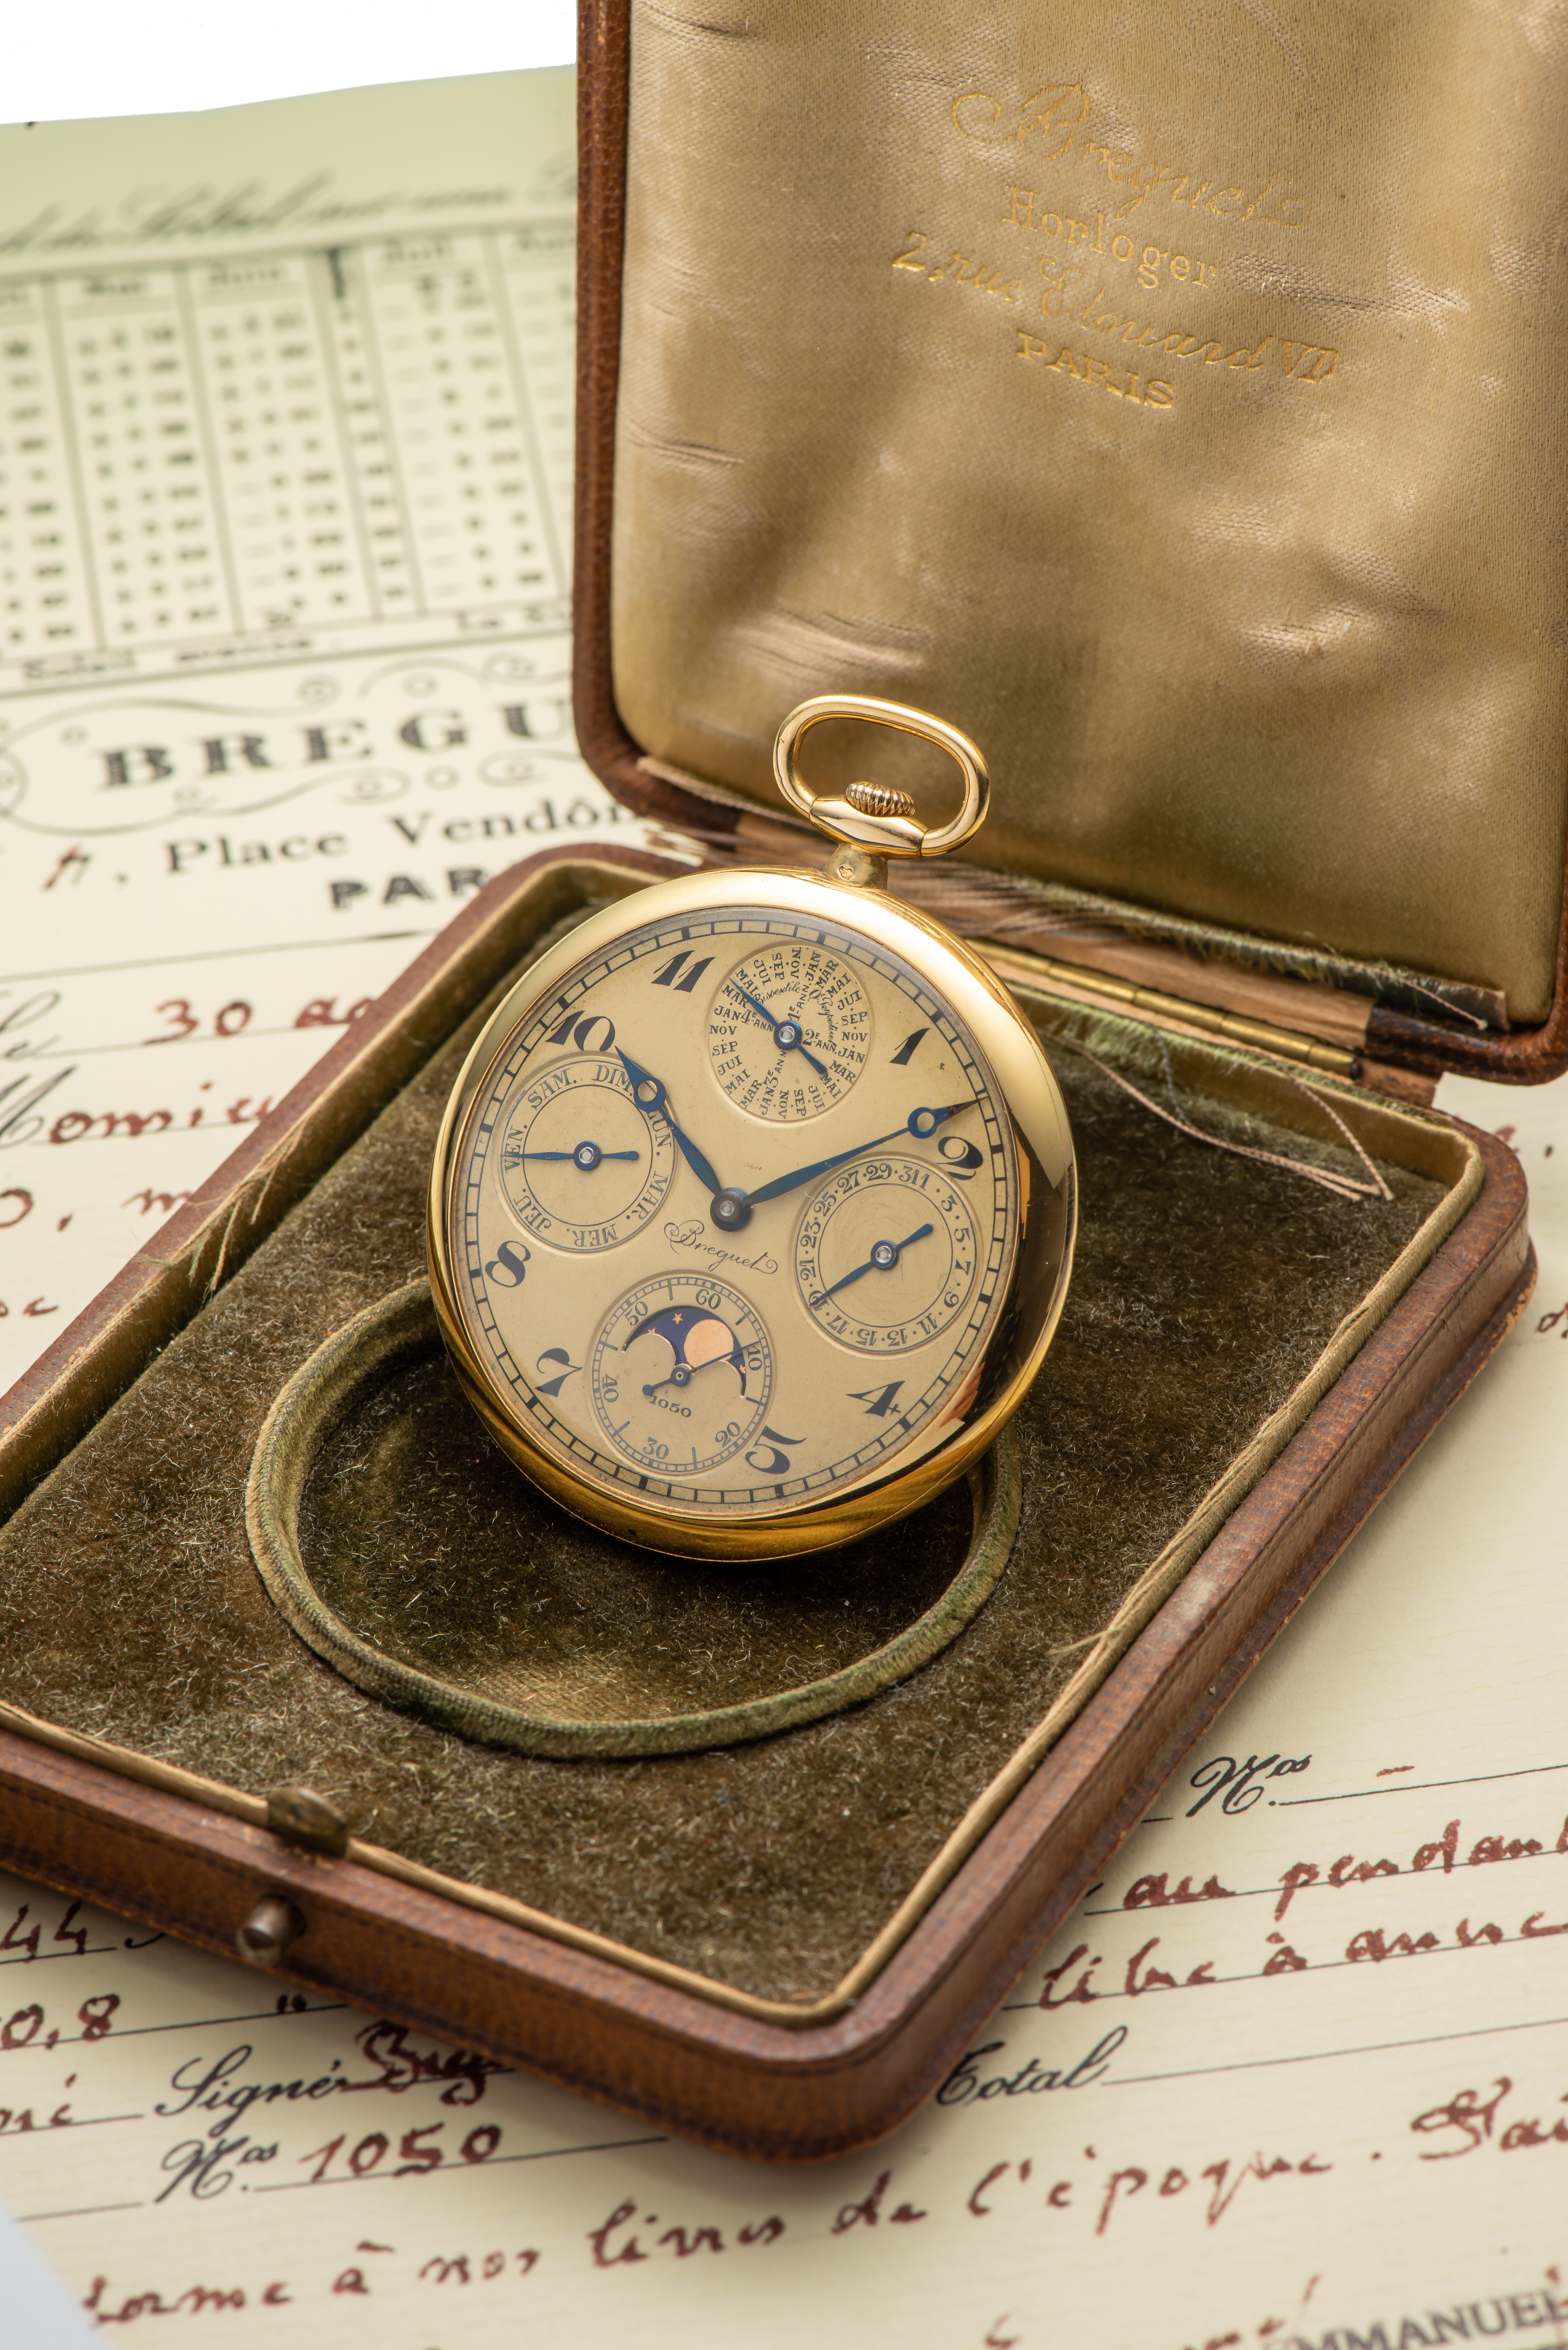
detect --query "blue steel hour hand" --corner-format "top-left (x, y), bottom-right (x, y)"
top-left (728, 981), bottom-right (831, 1081)
top-left (816, 1223), bottom-right (935, 1304)
top-left (518, 1141), bottom-right (639, 1170)
top-left (615, 1049), bottom-right (725, 1196)
top-left (744, 1103), bottom-right (971, 1211)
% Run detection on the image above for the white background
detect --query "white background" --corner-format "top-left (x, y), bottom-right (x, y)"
top-left (8, 0), bottom-right (576, 123)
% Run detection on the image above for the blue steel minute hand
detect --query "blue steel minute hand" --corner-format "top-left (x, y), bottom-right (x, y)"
top-left (615, 1048), bottom-right (725, 1195)
top-left (743, 1103), bottom-right (971, 1210)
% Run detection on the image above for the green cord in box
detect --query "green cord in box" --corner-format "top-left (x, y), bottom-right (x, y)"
top-left (244, 1279), bottom-right (1022, 1760)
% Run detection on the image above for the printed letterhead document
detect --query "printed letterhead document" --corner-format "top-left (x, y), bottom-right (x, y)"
top-left (3, 64), bottom-right (1568, 2350)
top-left (0, 68), bottom-right (641, 1389)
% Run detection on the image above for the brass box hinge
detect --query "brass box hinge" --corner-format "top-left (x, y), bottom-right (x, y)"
top-left (976, 942), bottom-right (1359, 1080)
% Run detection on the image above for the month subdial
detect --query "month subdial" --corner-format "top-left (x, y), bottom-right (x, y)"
top-left (498, 1054), bottom-right (676, 1249)
top-left (707, 943), bottom-right (871, 1120)
top-left (590, 1274), bottom-right (774, 1476)
top-left (795, 1155), bottom-right (980, 1353)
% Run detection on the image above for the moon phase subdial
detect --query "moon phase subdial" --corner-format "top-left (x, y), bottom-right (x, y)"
top-left (590, 1274), bottom-right (774, 1474)
top-left (499, 1054), bottom-right (675, 1248)
top-left (795, 1156), bottom-right (980, 1353)
top-left (708, 942), bottom-right (871, 1120)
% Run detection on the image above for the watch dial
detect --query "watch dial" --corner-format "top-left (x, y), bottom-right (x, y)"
top-left (707, 941), bottom-right (871, 1120)
top-left (499, 1052), bottom-right (676, 1248)
top-left (590, 1272), bottom-right (773, 1475)
top-left (447, 906), bottom-right (1019, 1525)
top-left (794, 1154), bottom-right (980, 1352)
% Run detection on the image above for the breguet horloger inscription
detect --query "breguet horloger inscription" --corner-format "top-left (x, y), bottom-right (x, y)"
top-left (949, 80), bottom-right (1309, 229)
top-left (883, 76), bottom-right (1342, 421)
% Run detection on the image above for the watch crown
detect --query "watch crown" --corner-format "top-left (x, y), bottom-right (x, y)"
top-left (773, 695), bottom-right (990, 863)
top-left (845, 782), bottom-right (916, 820)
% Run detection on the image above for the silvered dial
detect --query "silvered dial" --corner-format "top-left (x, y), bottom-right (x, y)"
top-left (447, 907), bottom-right (1018, 1525)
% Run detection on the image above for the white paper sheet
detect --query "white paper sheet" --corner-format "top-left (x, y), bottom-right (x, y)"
top-left (0, 67), bottom-right (643, 1393)
top-left (4, 61), bottom-right (1568, 2350)
top-left (0, 2197), bottom-right (97, 2344)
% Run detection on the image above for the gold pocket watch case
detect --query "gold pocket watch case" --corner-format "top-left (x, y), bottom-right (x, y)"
top-left (427, 696), bottom-right (1077, 1559)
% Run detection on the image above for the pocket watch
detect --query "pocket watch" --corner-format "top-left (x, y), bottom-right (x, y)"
top-left (428, 695), bottom-right (1076, 1560)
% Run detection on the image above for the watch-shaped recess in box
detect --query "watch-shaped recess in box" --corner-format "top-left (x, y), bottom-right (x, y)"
top-left (428, 696), bottom-right (1078, 1560)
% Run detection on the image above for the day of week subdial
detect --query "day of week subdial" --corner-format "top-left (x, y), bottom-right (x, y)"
top-left (590, 1275), bottom-right (774, 1475)
top-left (499, 1053), bottom-right (675, 1248)
top-left (795, 1155), bottom-right (980, 1352)
top-left (708, 942), bottom-right (871, 1120)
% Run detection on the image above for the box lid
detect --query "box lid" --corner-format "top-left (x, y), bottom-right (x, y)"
top-left (573, 0), bottom-right (1568, 1084)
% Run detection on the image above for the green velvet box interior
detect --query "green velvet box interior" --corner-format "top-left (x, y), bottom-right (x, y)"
top-left (0, 883), bottom-right (1472, 2006)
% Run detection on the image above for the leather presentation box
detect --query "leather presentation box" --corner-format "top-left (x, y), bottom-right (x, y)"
top-left (0, 0), bottom-right (1560, 2163)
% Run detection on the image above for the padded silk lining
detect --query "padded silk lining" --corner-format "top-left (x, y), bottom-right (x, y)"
top-left (610, 0), bottom-right (1568, 1021)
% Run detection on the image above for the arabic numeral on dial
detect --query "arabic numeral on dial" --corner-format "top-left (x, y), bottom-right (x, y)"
top-left (651, 950), bottom-right (713, 993)
top-left (485, 1240), bottom-right (530, 1287)
top-left (745, 1426), bottom-right (803, 1476)
top-left (849, 1380), bottom-right (904, 1418)
top-left (600, 1375), bottom-right (619, 1404)
top-left (695, 1285), bottom-right (724, 1312)
top-left (938, 1135), bottom-right (984, 1177)
top-left (544, 1010), bottom-right (616, 1053)
top-left (715, 1420), bottom-right (742, 1446)
top-left (534, 1346), bottom-right (579, 1398)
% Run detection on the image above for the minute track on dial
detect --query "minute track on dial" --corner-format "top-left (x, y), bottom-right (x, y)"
top-left (428, 724), bottom-right (1073, 1559)
top-left (456, 914), bottom-right (1012, 1506)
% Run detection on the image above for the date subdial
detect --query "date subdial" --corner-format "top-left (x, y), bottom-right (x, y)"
top-left (590, 1275), bottom-right (774, 1475)
top-left (795, 1155), bottom-right (979, 1353)
top-left (708, 943), bottom-right (871, 1121)
top-left (499, 1054), bottom-right (676, 1248)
